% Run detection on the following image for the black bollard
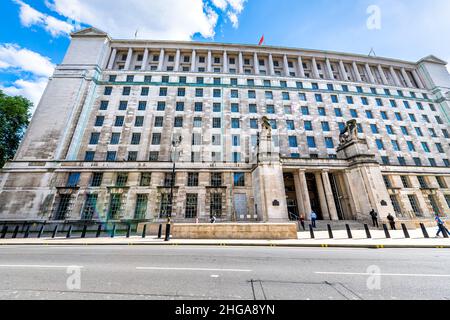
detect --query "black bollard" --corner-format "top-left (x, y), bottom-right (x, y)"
top-left (309, 224), bottom-right (315, 239)
top-left (52, 225), bottom-right (59, 238)
top-left (126, 224), bottom-right (131, 238)
top-left (420, 223), bottom-right (429, 239)
top-left (364, 224), bottom-right (372, 239)
top-left (164, 224), bottom-right (171, 242)
top-left (1, 226), bottom-right (8, 239)
top-left (142, 224), bottom-right (147, 238)
top-left (441, 225), bottom-right (449, 239)
top-left (157, 224), bottom-right (163, 239)
top-left (12, 226), bottom-right (19, 239)
top-left (346, 224), bottom-right (353, 239)
top-left (38, 224), bottom-right (45, 238)
top-left (110, 224), bottom-right (116, 238)
top-left (401, 224), bottom-right (410, 239)
top-left (24, 225), bottom-right (30, 238)
top-left (81, 225), bottom-right (87, 238)
top-left (383, 224), bottom-right (390, 239)
top-left (327, 224), bottom-right (333, 239)
top-left (66, 226), bottom-right (73, 239)
top-left (96, 224), bottom-right (102, 238)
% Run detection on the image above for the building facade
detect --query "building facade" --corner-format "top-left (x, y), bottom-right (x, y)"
top-left (0, 27), bottom-right (449, 224)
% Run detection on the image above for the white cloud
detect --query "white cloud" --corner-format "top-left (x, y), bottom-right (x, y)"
top-left (46, 0), bottom-right (223, 40)
top-left (14, 0), bottom-right (75, 37)
top-left (212, 0), bottom-right (247, 29)
top-left (1, 78), bottom-right (48, 108)
top-left (0, 44), bottom-right (55, 77)
top-left (0, 44), bottom-right (55, 108)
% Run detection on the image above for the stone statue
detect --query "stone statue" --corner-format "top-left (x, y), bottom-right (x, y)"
top-left (261, 116), bottom-right (272, 138)
top-left (339, 119), bottom-right (358, 144)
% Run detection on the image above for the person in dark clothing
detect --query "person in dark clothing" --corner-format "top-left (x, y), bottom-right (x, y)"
top-left (435, 214), bottom-right (450, 237)
top-left (370, 209), bottom-right (379, 228)
top-left (387, 213), bottom-right (396, 230)
top-left (298, 214), bottom-right (306, 231)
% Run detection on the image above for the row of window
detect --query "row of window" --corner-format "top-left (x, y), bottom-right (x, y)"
top-left (383, 175), bottom-right (448, 189)
top-left (105, 75), bottom-right (430, 99)
top-left (66, 172), bottom-right (246, 188)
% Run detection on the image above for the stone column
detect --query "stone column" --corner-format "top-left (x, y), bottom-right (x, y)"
top-left (223, 51), bottom-right (228, 73)
top-left (401, 68), bottom-right (414, 88)
top-left (390, 66), bottom-right (401, 87)
top-left (322, 170), bottom-right (339, 221)
top-left (298, 56), bottom-right (305, 78)
top-left (365, 63), bottom-right (376, 83)
top-left (157, 48), bottom-right (165, 71)
top-left (311, 57), bottom-right (320, 78)
top-left (299, 170), bottom-right (312, 220)
top-left (140, 49), bottom-right (149, 71)
top-left (107, 48), bottom-right (117, 70)
top-left (293, 173), bottom-right (306, 217)
top-left (325, 58), bottom-right (334, 80)
top-left (352, 61), bottom-right (362, 82)
top-left (343, 170), bottom-right (361, 218)
top-left (174, 49), bottom-right (181, 72)
top-left (254, 52), bottom-right (259, 75)
top-left (315, 172), bottom-right (330, 220)
top-left (207, 50), bottom-right (212, 73)
top-left (412, 69), bottom-right (425, 89)
top-left (339, 60), bottom-right (348, 81)
top-left (191, 50), bottom-right (196, 72)
top-left (378, 64), bottom-right (388, 85)
top-left (283, 55), bottom-right (290, 77)
top-left (268, 53), bottom-right (275, 76)
top-left (124, 48), bottom-right (133, 70)
top-left (239, 52), bottom-right (244, 74)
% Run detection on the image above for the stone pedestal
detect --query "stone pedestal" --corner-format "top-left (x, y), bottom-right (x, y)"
top-left (337, 138), bottom-right (394, 222)
top-left (252, 127), bottom-right (289, 223)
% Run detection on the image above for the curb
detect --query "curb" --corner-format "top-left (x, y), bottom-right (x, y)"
top-left (0, 240), bottom-right (449, 249)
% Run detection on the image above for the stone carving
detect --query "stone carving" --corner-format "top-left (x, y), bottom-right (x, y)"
top-left (261, 116), bottom-right (272, 131)
top-left (339, 119), bottom-right (358, 145)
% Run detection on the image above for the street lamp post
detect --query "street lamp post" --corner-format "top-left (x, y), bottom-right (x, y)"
top-left (165, 136), bottom-right (182, 241)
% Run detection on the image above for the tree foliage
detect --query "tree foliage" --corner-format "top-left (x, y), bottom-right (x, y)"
top-left (0, 90), bottom-right (32, 168)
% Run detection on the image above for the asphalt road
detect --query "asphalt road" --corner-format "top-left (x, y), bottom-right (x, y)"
top-left (0, 245), bottom-right (449, 300)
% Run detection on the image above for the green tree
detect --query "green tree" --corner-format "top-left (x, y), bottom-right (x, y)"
top-left (0, 90), bottom-right (32, 168)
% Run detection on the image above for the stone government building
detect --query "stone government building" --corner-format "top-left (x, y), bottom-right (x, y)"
top-left (0, 27), bottom-right (449, 224)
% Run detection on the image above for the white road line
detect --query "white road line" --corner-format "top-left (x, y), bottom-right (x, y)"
top-left (315, 272), bottom-right (450, 278)
top-left (136, 267), bottom-right (252, 272)
top-left (0, 265), bottom-right (84, 269)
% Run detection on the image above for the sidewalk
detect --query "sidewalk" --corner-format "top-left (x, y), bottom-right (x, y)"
top-left (0, 228), bottom-right (449, 249)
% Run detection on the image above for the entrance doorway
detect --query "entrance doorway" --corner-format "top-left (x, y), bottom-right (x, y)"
top-left (283, 173), bottom-right (299, 220)
top-left (233, 194), bottom-right (248, 221)
top-left (306, 173), bottom-right (324, 220)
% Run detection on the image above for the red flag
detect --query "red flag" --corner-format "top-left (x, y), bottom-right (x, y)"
top-left (258, 35), bottom-right (264, 46)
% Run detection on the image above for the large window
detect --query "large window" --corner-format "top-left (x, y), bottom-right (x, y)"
top-left (159, 193), bottom-right (172, 218)
top-left (54, 195), bottom-right (71, 220)
top-left (408, 195), bottom-right (422, 217)
top-left (234, 173), bottom-right (245, 187)
top-left (135, 194), bottom-right (148, 219)
top-left (188, 173), bottom-right (199, 187)
top-left (91, 173), bottom-right (103, 187)
top-left (108, 194), bottom-right (122, 220)
top-left (211, 173), bottom-right (222, 187)
top-left (210, 193), bottom-right (223, 218)
top-left (81, 194), bottom-right (98, 221)
top-left (140, 173), bottom-right (151, 187)
top-left (185, 194), bottom-right (198, 218)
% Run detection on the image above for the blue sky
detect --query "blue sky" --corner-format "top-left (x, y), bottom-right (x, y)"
top-left (1, 0), bottom-right (449, 107)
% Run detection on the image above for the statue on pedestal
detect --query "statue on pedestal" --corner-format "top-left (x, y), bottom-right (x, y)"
top-left (339, 119), bottom-right (358, 145)
top-left (261, 116), bottom-right (272, 138)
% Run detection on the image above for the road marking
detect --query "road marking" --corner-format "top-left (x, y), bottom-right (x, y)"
top-left (210, 275), bottom-right (220, 278)
top-left (136, 267), bottom-right (252, 272)
top-left (315, 271), bottom-right (450, 278)
top-left (0, 264), bottom-right (84, 269)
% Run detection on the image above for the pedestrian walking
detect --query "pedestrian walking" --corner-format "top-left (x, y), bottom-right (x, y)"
top-left (370, 209), bottom-right (379, 228)
top-left (310, 211), bottom-right (317, 228)
top-left (387, 213), bottom-right (396, 230)
top-left (210, 215), bottom-right (217, 224)
top-left (435, 214), bottom-right (450, 237)
top-left (298, 214), bottom-right (306, 231)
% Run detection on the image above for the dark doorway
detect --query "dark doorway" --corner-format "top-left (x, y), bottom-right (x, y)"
top-left (305, 173), bottom-right (324, 220)
top-left (283, 173), bottom-right (299, 220)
